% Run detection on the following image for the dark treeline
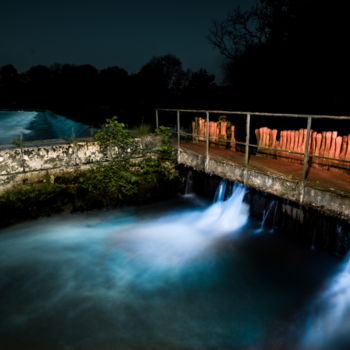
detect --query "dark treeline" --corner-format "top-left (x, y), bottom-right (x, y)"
top-left (209, 0), bottom-right (350, 117)
top-left (1, 0), bottom-right (350, 128)
top-left (0, 55), bottom-right (221, 127)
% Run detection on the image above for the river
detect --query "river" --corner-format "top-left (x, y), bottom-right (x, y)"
top-left (0, 182), bottom-right (348, 349)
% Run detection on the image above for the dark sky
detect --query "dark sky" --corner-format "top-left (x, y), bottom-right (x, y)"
top-left (0, 0), bottom-right (255, 79)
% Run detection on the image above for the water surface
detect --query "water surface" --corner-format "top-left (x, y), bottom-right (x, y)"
top-left (0, 185), bottom-right (345, 349)
top-left (0, 110), bottom-right (90, 144)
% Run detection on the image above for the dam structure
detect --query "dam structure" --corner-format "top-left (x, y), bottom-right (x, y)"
top-left (156, 109), bottom-right (350, 222)
top-left (1, 108), bottom-right (349, 222)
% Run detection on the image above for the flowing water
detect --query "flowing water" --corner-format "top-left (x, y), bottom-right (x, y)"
top-left (302, 256), bottom-right (350, 350)
top-left (0, 182), bottom-right (347, 349)
top-left (0, 110), bottom-right (90, 145)
top-left (0, 111), bottom-right (38, 144)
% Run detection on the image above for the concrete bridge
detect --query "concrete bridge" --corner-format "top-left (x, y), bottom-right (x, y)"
top-left (157, 109), bottom-right (350, 222)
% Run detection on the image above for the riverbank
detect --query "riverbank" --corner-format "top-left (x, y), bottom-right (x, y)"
top-left (0, 165), bottom-right (182, 229)
top-left (0, 119), bottom-right (183, 228)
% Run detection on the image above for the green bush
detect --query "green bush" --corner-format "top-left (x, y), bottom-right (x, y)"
top-left (0, 118), bottom-right (180, 228)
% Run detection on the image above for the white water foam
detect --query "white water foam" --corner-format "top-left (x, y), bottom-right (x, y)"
top-left (0, 181), bottom-right (249, 282)
top-left (107, 181), bottom-right (249, 268)
top-left (302, 255), bottom-right (350, 349)
top-left (46, 112), bottom-right (88, 138)
top-left (0, 181), bottom-right (249, 318)
top-left (0, 110), bottom-right (90, 144)
top-left (0, 111), bottom-right (38, 144)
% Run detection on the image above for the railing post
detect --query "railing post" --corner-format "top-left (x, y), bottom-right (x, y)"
top-left (155, 109), bottom-right (159, 130)
top-left (302, 116), bottom-right (312, 181)
top-left (205, 111), bottom-right (209, 171)
top-left (177, 110), bottom-right (181, 150)
top-left (244, 113), bottom-right (251, 167)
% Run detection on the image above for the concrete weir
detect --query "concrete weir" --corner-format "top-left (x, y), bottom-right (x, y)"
top-left (0, 136), bottom-right (160, 193)
top-left (178, 148), bottom-right (350, 223)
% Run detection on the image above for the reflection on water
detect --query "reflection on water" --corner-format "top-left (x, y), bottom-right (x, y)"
top-left (0, 183), bottom-right (345, 349)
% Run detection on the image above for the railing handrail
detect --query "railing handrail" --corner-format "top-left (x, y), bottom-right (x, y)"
top-left (156, 108), bottom-right (350, 186)
top-left (156, 108), bottom-right (350, 120)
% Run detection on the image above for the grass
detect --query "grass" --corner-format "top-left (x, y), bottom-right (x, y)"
top-left (129, 124), bottom-right (152, 137)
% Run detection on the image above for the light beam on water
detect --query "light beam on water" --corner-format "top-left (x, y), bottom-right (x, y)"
top-left (1, 180), bottom-right (344, 350)
top-left (91, 181), bottom-right (248, 268)
top-left (0, 110), bottom-right (90, 144)
top-left (0, 111), bottom-right (38, 144)
top-left (0, 181), bottom-right (255, 349)
top-left (302, 253), bottom-right (350, 350)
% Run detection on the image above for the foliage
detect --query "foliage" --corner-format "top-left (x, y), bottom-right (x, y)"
top-left (79, 117), bottom-right (178, 205)
top-left (155, 126), bottom-right (176, 159)
top-left (208, 0), bottom-right (294, 60)
top-left (0, 56), bottom-right (220, 128)
top-left (0, 118), bottom-right (180, 228)
top-left (208, 0), bottom-right (350, 113)
top-left (94, 116), bottom-right (139, 162)
top-left (0, 182), bottom-right (77, 228)
top-left (138, 54), bottom-right (187, 91)
top-left (208, 3), bottom-right (271, 59)
top-left (80, 164), bottom-right (139, 203)
top-left (129, 123), bottom-right (152, 137)
top-left (11, 137), bottom-right (24, 148)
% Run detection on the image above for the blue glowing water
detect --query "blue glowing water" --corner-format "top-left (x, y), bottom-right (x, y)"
top-left (301, 256), bottom-right (350, 350)
top-left (0, 110), bottom-right (90, 144)
top-left (0, 184), bottom-right (344, 349)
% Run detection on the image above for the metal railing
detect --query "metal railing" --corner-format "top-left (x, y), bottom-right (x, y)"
top-left (155, 108), bottom-right (350, 181)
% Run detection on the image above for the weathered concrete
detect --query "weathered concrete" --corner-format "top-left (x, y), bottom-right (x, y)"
top-left (0, 136), bottom-right (160, 192)
top-left (0, 140), bottom-right (102, 192)
top-left (178, 148), bottom-right (350, 222)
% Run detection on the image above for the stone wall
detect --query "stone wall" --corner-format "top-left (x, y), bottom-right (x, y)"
top-left (0, 139), bottom-right (103, 192)
top-left (0, 136), bottom-right (162, 192)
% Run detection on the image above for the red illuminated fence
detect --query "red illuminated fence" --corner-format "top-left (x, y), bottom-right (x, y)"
top-left (255, 127), bottom-right (350, 169)
top-left (155, 109), bottom-right (350, 180)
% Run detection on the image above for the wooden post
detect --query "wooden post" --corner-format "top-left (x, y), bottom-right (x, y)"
top-left (302, 116), bottom-right (312, 181)
top-left (177, 110), bottom-right (180, 150)
top-left (245, 113), bottom-right (251, 167)
top-left (155, 109), bottom-right (159, 130)
top-left (231, 125), bottom-right (236, 151)
top-left (205, 112), bottom-right (209, 170)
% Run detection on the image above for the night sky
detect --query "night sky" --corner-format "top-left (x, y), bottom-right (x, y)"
top-left (0, 0), bottom-right (256, 79)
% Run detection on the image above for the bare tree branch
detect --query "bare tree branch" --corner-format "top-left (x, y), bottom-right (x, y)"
top-left (208, 1), bottom-right (287, 59)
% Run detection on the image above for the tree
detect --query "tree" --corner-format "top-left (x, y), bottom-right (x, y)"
top-left (182, 68), bottom-right (218, 108)
top-left (0, 65), bottom-right (20, 106)
top-left (208, 0), bottom-right (350, 114)
top-left (138, 54), bottom-right (187, 91)
top-left (133, 54), bottom-right (188, 121)
top-left (82, 117), bottom-right (178, 204)
top-left (187, 69), bottom-right (215, 90)
top-left (21, 65), bottom-right (53, 107)
top-left (209, 4), bottom-right (269, 59)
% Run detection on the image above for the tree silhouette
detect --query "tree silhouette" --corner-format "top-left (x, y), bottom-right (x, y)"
top-left (0, 65), bottom-right (20, 107)
top-left (138, 54), bottom-right (187, 92)
top-left (209, 0), bottom-right (350, 114)
top-left (0, 55), bottom-right (222, 125)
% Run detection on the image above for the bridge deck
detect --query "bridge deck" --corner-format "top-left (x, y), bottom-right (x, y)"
top-left (179, 140), bottom-right (350, 198)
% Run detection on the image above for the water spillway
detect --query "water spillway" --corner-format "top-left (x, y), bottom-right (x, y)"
top-left (0, 110), bottom-right (91, 145)
top-left (0, 180), bottom-right (348, 349)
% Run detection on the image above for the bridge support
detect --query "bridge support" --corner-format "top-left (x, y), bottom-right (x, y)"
top-left (178, 148), bottom-right (350, 222)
